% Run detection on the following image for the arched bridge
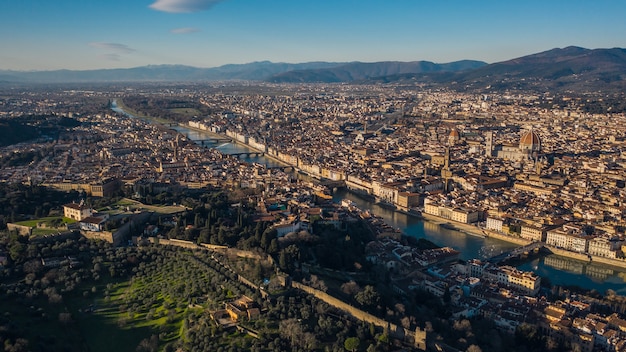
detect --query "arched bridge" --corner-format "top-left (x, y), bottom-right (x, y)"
top-left (487, 242), bottom-right (544, 264)
top-left (229, 152), bottom-right (265, 158)
top-left (195, 137), bottom-right (232, 146)
top-left (267, 165), bottom-right (295, 172)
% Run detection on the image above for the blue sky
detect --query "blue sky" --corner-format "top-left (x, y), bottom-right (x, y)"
top-left (1, 0), bottom-right (625, 70)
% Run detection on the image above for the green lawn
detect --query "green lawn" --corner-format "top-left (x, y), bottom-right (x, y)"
top-left (69, 255), bottom-right (215, 351)
top-left (66, 278), bottom-right (186, 352)
top-left (0, 246), bottom-right (239, 351)
top-left (115, 100), bottom-right (171, 124)
top-left (115, 199), bottom-right (137, 206)
top-left (114, 198), bottom-right (188, 215)
top-left (32, 228), bottom-right (62, 236)
top-left (15, 217), bottom-right (77, 238)
top-left (15, 216), bottom-right (76, 228)
top-left (169, 108), bottom-right (202, 117)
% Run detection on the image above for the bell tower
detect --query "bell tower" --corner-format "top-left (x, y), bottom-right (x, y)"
top-left (485, 131), bottom-right (493, 157)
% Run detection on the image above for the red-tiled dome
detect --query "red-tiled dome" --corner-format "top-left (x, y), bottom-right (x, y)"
top-left (519, 130), bottom-right (541, 152)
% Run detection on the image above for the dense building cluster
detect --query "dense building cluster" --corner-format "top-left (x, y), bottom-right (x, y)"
top-left (2, 84), bottom-right (626, 350)
top-left (186, 87), bottom-right (626, 264)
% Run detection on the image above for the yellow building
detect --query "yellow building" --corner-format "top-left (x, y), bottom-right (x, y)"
top-left (63, 203), bottom-right (92, 221)
top-left (520, 223), bottom-right (547, 242)
top-left (397, 192), bottom-right (421, 211)
top-left (484, 265), bottom-right (541, 295)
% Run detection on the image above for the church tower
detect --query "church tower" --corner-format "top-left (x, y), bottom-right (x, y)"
top-left (485, 131), bottom-right (493, 157)
top-left (441, 147), bottom-right (453, 192)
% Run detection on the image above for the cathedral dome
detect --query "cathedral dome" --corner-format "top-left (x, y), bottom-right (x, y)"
top-left (448, 128), bottom-right (460, 145)
top-left (519, 129), bottom-right (541, 152)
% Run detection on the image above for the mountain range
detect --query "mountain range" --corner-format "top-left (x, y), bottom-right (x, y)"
top-left (2, 46), bottom-right (626, 92)
top-left (421, 46), bottom-right (626, 92)
top-left (0, 61), bottom-right (342, 83)
top-left (265, 60), bottom-right (486, 83)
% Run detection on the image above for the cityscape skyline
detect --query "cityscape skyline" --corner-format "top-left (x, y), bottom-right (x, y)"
top-left (2, 0), bottom-right (626, 71)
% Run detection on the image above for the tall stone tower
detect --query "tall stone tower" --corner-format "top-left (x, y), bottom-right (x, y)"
top-left (441, 147), bottom-right (453, 192)
top-left (485, 131), bottom-right (493, 157)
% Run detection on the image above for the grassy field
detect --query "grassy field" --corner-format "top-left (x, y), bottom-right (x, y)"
top-left (0, 240), bottom-right (250, 351)
top-left (115, 199), bottom-right (137, 206)
top-left (66, 271), bottom-right (192, 352)
top-left (114, 100), bottom-right (171, 124)
top-left (0, 280), bottom-right (139, 352)
top-left (69, 281), bottom-right (169, 352)
top-left (114, 198), bottom-right (189, 215)
top-left (0, 270), bottom-right (194, 351)
top-left (169, 108), bottom-right (202, 118)
top-left (72, 251), bottom-right (223, 351)
top-left (15, 216), bottom-right (76, 228)
top-left (32, 228), bottom-right (62, 236)
top-left (15, 216), bottom-right (77, 237)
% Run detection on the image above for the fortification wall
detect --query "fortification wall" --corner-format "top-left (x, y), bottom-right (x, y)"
top-left (292, 282), bottom-right (426, 349)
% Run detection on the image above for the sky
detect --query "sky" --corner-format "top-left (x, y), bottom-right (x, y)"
top-left (1, 0), bottom-right (626, 71)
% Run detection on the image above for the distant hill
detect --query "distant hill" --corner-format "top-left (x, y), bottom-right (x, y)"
top-left (0, 60), bottom-right (486, 84)
top-left (373, 46), bottom-right (626, 93)
top-left (450, 46), bottom-right (626, 91)
top-left (265, 60), bottom-right (487, 83)
top-left (0, 61), bottom-right (344, 83)
top-left (2, 47), bottom-right (626, 93)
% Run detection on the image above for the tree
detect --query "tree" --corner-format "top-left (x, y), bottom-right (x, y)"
top-left (309, 275), bottom-right (327, 292)
top-left (268, 238), bottom-right (279, 255)
top-left (355, 285), bottom-right (380, 308)
top-left (279, 318), bottom-right (304, 348)
top-left (344, 337), bottom-right (360, 352)
top-left (466, 345), bottom-right (482, 352)
top-left (515, 323), bottom-right (542, 349)
top-left (302, 332), bottom-right (317, 351)
top-left (341, 280), bottom-right (361, 295)
top-left (5, 338), bottom-right (29, 352)
top-left (453, 319), bottom-right (472, 332)
top-left (59, 312), bottom-right (72, 324)
top-left (23, 259), bottom-right (43, 274)
top-left (279, 251), bottom-right (288, 270)
top-left (136, 334), bottom-right (159, 352)
top-left (9, 242), bottom-right (25, 261)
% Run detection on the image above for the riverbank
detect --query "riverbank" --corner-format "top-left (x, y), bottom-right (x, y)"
top-left (421, 213), bottom-right (626, 270)
top-left (421, 213), bottom-right (530, 246)
top-left (546, 246), bottom-right (626, 270)
top-left (111, 99), bottom-right (171, 125)
top-left (113, 106), bottom-right (626, 273)
top-left (176, 123), bottom-right (293, 168)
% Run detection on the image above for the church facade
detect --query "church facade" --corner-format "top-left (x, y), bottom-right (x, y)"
top-left (485, 129), bottom-right (541, 160)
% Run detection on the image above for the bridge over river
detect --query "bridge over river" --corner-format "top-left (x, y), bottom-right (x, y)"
top-left (230, 151), bottom-right (265, 158)
top-left (487, 242), bottom-right (545, 264)
top-left (194, 137), bottom-right (233, 146)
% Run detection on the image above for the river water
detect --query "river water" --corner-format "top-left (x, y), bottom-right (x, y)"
top-left (335, 188), bottom-right (626, 295)
top-left (112, 104), bottom-right (626, 294)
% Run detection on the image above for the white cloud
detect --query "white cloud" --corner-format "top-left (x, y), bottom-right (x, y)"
top-left (88, 42), bottom-right (135, 54)
top-left (171, 27), bottom-right (201, 34)
top-left (149, 0), bottom-right (224, 13)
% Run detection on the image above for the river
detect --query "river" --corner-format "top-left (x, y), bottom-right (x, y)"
top-left (112, 103), bottom-right (626, 294)
top-left (334, 188), bottom-right (626, 295)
